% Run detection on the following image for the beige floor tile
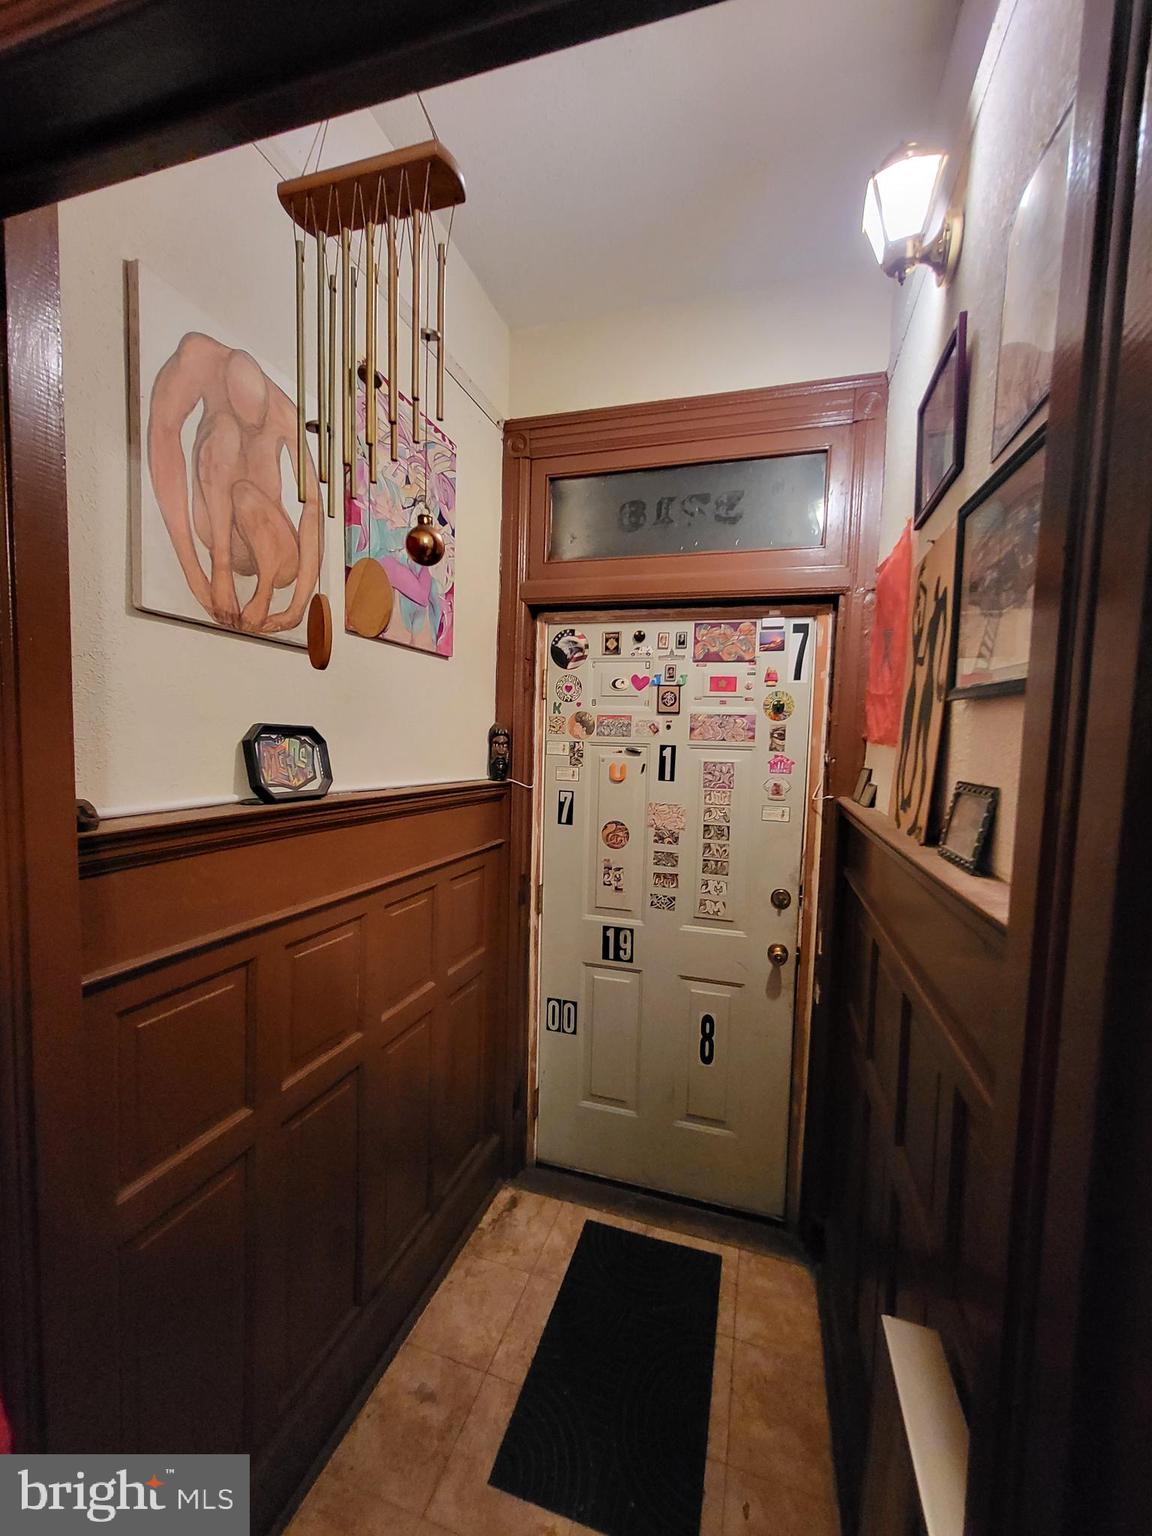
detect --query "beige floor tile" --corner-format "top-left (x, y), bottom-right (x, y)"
top-left (722, 1463), bottom-right (839, 1536)
top-left (467, 1187), bottom-right (562, 1274)
top-left (727, 1338), bottom-right (833, 1508)
top-left (734, 1250), bottom-right (821, 1360)
top-left (410, 1252), bottom-right (529, 1371)
top-left (702, 1459), bottom-right (727, 1536)
top-left (647, 1225), bottom-right (738, 1336)
top-left (533, 1203), bottom-right (648, 1284)
top-left (489, 1272), bottom-right (562, 1385)
top-left (288, 1471), bottom-right (425, 1534)
top-left (426, 1374), bottom-right (573, 1536)
top-left (708, 1332), bottom-right (733, 1464)
top-left (324, 1343), bottom-right (483, 1516)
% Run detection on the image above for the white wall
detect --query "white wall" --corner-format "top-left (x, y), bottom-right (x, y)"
top-left (510, 273), bottom-right (892, 418)
top-left (62, 112), bottom-right (510, 816)
top-left (866, 0), bottom-right (1083, 881)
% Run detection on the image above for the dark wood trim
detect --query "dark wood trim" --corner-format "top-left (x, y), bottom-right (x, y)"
top-left (992, 1), bottom-right (1152, 1531)
top-left (0, 0), bottom-right (724, 220)
top-left (0, 206), bottom-right (90, 1452)
top-left (79, 779), bottom-right (507, 877)
top-left (498, 374), bottom-right (889, 1212)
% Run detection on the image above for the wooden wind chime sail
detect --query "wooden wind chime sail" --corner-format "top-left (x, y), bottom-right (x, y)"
top-left (277, 140), bottom-right (466, 668)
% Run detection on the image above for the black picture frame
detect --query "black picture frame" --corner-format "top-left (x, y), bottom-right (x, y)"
top-left (938, 781), bottom-right (999, 874)
top-left (915, 311), bottom-right (969, 528)
top-left (949, 426), bottom-right (1046, 700)
top-left (241, 723), bottom-right (333, 803)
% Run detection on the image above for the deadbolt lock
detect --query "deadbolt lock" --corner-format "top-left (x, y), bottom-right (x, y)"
top-left (770, 888), bottom-right (792, 911)
top-left (768, 944), bottom-right (790, 967)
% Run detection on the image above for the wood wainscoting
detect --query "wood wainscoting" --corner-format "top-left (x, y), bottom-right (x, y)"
top-left (819, 800), bottom-right (1010, 1529)
top-left (71, 781), bottom-right (509, 1530)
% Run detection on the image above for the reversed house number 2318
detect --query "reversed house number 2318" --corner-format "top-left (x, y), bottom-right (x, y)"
top-left (618, 491), bottom-right (745, 531)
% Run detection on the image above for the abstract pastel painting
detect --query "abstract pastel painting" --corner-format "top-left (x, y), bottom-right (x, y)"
top-left (129, 261), bottom-right (318, 647)
top-left (345, 379), bottom-right (456, 657)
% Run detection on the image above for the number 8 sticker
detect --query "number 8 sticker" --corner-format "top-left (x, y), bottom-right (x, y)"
top-left (699, 1012), bottom-right (716, 1066)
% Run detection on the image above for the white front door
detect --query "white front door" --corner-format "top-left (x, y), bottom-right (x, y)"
top-left (536, 615), bottom-right (815, 1217)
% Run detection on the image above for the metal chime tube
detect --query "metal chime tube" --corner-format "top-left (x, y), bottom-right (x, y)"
top-left (436, 240), bottom-right (446, 423)
top-left (326, 274), bottom-right (337, 519)
top-left (366, 219), bottom-right (378, 484)
top-left (387, 215), bottom-right (399, 461)
top-left (294, 238), bottom-right (306, 501)
top-left (349, 264), bottom-right (358, 476)
top-left (340, 227), bottom-right (352, 467)
top-left (411, 207), bottom-right (423, 446)
top-left (315, 229), bottom-right (328, 485)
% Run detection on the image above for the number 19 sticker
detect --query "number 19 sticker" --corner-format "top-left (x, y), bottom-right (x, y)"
top-left (601, 925), bottom-right (634, 963)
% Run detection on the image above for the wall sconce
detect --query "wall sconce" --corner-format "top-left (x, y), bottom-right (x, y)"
top-left (862, 143), bottom-right (961, 285)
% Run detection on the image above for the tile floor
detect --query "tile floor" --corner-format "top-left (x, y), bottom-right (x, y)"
top-left (286, 1183), bottom-right (840, 1536)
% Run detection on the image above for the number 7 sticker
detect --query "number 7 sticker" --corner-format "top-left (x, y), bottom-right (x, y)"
top-left (791, 622), bottom-right (810, 682)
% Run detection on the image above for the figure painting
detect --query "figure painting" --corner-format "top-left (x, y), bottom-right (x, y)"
top-left (345, 380), bottom-right (456, 657)
top-left (891, 524), bottom-right (956, 842)
top-left (130, 261), bottom-right (319, 646)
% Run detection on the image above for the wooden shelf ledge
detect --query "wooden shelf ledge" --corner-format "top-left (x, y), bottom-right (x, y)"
top-left (78, 779), bottom-right (508, 877)
top-left (838, 797), bottom-right (1010, 933)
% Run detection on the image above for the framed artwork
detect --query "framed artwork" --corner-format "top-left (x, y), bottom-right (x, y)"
top-left (938, 781), bottom-right (999, 874)
top-left (915, 312), bottom-right (968, 527)
top-left (345, 378), bottom-right (456, 656)
top-left (992, 107), bottom-right (1074, 459)
top-left (852, 768), bottom-right (874, 805)
top-left (128, 261), bottom-right (318, 647)
top-left (241, 724), bottom-right (332, 803)
top-left (891, 522), bottom-right (957, 842)
top-left (951, 428), bottom-right (1045, 698)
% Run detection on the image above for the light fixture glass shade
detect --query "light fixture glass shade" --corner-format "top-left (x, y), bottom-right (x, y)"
top-left (862, 144), bottom-right (954, 283)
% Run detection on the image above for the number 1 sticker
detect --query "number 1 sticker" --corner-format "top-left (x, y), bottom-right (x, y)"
top-left (658, 743), bottom-right (677, 782)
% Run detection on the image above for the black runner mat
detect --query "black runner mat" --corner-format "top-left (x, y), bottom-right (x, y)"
top-left (488, 1219), bottom-right (720, 1536)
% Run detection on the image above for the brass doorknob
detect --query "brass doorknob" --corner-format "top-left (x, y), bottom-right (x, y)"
top-left (768, 944), bottom-right (789, 966)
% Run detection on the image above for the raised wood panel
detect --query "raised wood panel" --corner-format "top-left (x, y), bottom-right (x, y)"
top-left (117, 964), bottom-right (253, 1185)
top-left (120, 1160), bottom-right (248, 1453)
top-left (379, 885), bottom-right (435, 1026)
top-left (433, 975), bottom-right (486, 1201)
top-left (285, 920), bottom-right (362, 1082)
top-left (282, 1075), bottom-right (359, 1397)
top-left (69, 782), bottom-right (508, 1528)
top-left (823, 806), bottom-right (1009, 1526)
top-left (361, 1013), bottom-right (433, 1293)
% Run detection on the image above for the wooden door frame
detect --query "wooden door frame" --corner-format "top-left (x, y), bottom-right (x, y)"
top-left (496, 377), bottom-right (888, 1216)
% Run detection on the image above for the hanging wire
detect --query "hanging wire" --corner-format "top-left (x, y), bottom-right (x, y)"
top-left (415, 91), bottom-right (439, 141)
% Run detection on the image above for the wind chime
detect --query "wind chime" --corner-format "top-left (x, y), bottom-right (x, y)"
top-left (277, 138), bottom-right (466, 668)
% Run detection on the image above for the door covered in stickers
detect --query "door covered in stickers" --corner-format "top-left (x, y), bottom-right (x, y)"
top-left (537, 616), bottom-right (815, 1216)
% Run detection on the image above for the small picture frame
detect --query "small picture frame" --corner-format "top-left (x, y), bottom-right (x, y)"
top-left (663, 662), bottom-right (679, 684)
top-left (938, 781), bottom-right (998, 874)
top-left (657, 630), bottom-right (671, 651)
top-left (852, 767), bottom-right (874, 805)
top-left (674, 628), bottom-right (689, 651)
top-left (656, 685), bottom-right (681, 715)
top-left (241, 723), bottom-right (332, 803)
top-left (915, 312), bottom-right (968, 527)
top-left (950, 428), bottom-right (1045, 698)
top-left (602, 630), bottom-right (621, 657)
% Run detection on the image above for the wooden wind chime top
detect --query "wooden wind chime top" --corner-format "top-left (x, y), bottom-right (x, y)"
top-left (276, 139), bottom-right (466, 232)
